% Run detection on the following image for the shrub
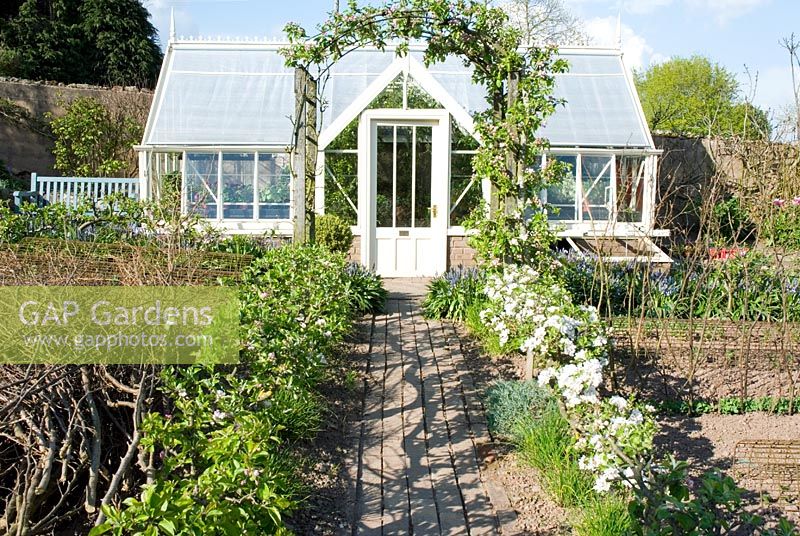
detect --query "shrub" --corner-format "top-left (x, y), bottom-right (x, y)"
top-left (422, 266), bottom-right (484, 321)
top-left (763, 197), bottom-right (800, 251)
top-left (315, 213), bottom-right (353, 254)
top-left (712, 196), bottom-right (754, 244)
top-left (515, 404), bottom-right (594, 507)
top-left (344, 262), bottom-right (387, 314)
top-left (484, 380), bottom-right (553, 439)
top-left (48, 96), bottom-right (142, 178)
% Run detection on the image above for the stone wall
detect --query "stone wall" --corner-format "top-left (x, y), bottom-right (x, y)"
top-left (0, 77), bottom-right (152, 179)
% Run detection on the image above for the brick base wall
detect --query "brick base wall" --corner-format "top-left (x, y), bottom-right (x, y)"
top-left (346, 234), bottom-right (475, 270)
top-left (348, 235), bottom-right (361, 264)
top-left (447, 235), bottom-right (476, 268)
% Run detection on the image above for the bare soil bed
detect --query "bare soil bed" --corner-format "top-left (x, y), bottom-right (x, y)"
top-left (458, 326), bottom-right (570, 535)
top-left (283, 320), bottom-right (371, 535)
top-left (657, 413), bottom-right (800, 523)
top-left (457, 323), bottom-right (800, 532)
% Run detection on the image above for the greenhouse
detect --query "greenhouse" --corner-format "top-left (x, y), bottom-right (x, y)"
top-left (137, 38), bottom-right (667, 276)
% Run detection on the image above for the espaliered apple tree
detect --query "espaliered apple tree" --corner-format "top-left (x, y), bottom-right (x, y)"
top-left (281, 0), bottom-right (569, 266)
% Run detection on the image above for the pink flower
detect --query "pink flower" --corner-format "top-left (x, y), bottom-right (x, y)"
top-left (774, 198), bottom-right (786, 207)
top-left (792, 197), bottom-right (800, 206)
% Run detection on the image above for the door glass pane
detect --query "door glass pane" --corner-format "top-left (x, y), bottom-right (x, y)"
top-left (258, 153), bottom-right (290, 220)
top-left (222, 153), bottom-right (254, 219)
top-left (616, 156), bottom-right (644, 222)
top-left (581, 155), bottom-right (612, 221)
top-left (185, 152), bottom-right (219, 219)
top-left (395, 126), bottom-right (413, 227)
top-left (547, 155), bottom-right (576, 221)
top-left (415, 126), bottom-right (432, 227)
top-left (376, 126), bottom-right (394, 227)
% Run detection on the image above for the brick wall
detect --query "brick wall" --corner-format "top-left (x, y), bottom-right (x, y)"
top-left (447, 235), bottom-right (476, 268)
top-left (348, 235), bottom-right (361, 264)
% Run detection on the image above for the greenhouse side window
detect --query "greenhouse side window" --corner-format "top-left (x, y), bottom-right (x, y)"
top-left (184, 152), bottom-right (290, 221)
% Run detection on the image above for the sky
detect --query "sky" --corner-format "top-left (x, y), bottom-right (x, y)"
top-left (143, 0), bottom-right (800, 118)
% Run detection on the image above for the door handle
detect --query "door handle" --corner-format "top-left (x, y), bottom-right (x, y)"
top-left (431, 205), bottom-right (438, 218)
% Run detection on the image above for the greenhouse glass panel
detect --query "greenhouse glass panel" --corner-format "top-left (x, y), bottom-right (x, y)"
top-left (616, 156), bottom-right (645, 222)
top-left (148, 48), bottom-right (294, 146)
top-left (449, 153), bottom-right (480, 226)
top-left (547, 155), bottom-right (577, 221)
top-left (257, 153), bottom-right (291, 220)
top-left (222, 153), bottom-right (255, 219)
top-left (324, 152), bottom-right (358, 225)
top-left (581, 155), bottom-right (613, 221)
top-left (185, 153), bottom-right (219, 219)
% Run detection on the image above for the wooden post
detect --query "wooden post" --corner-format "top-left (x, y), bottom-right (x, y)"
top-left (305, 75), bottom-right (318, 242)
top-left (292, 67), bottom-right (318, 244)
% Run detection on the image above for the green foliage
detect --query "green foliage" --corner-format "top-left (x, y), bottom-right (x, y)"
top-left (208, 234), bottom-right (279, 258)
top-left (635, 56), bottom-right (770, 139)
top-left (712, 196), bottom-right (754, 244)
top-left (464, 299), bottom-right (506, 356)
top-left (96, 246), bottom-right (360, 535)
top-left (0, 0), bottom-right (162, 87)
top-left (0, 159), bottom-right (25, 191)
top-left (48, 96), bottom-right (142, 177)
top-left (574, 495), bottom-right (633, 536)
top-left (78, 0), bottom-right (162, 87)
top-left (422, 266), bottom-right (484, 321)
top-left (0, 192), bottom-right (219, 247)
top-left (344, 262), bottom-right (388, 315)
top-left (484, 379), bottom-right (553, 439)
top-left (315, 213), bottom-right (354, 254)
top-left (762, 198), bottom-right (800, 250)
top-left (562, 251), bottom-right (800, 322)
top-left (515, 404), bottom-right (594, 507)
top-left (657, 396), bottom-right (800, 416)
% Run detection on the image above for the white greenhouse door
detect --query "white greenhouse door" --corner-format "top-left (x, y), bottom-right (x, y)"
top-left (360, 111), bottom-right (448, 277)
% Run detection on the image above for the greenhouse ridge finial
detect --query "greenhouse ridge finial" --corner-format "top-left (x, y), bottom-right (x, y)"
top-left (616, 11), bottom-right (622, 49)
top-left (169, 8), bottom-right (176, 42)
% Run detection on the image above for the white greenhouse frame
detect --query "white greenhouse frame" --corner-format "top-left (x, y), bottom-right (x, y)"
top-left (136, 35), bottom-right (668, 274)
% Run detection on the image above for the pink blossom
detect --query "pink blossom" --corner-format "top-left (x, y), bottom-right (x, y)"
top-left (773, 198), bottom-right (786, 207)
top-left (792, 197), bottom-right (800, 206)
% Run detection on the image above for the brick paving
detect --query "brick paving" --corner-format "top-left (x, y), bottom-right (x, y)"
top-left (351, 280), bottom-right (513, 535)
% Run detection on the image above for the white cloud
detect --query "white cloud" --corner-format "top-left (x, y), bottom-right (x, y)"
top-left (584, 16), bottom-right (660, 72)
top-left (691, 0), bottom-right (770, 24)
top-left (566, 0), bottom-right (768, 23)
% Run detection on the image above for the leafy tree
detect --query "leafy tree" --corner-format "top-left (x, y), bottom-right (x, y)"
top-left (48, 96), bottom-right (143, 177)
top-left (0, 0), bottom-right (162, 87)
top-left (635, 56), bottom-right (770, 139)
top-left (79, 0), bottom-right (162, 86)
top-left (0, 0), bottom-right (89, 83)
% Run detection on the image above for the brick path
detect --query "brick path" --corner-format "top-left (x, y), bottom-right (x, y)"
top-left (351, 281), bottom-right (513, 535)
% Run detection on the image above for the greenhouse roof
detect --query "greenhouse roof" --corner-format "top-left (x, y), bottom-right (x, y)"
top-left (142, 41), bottom-right (653, 149)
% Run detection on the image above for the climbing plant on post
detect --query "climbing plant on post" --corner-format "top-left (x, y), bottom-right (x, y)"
top-left (281, 0), bottom-right (570, 267)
